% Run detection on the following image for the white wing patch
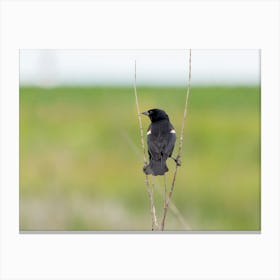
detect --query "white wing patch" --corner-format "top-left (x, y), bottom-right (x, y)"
top-left (147, 129), bottom-right (152, 135)
top-left (170, 129), bottom-right (176, 134)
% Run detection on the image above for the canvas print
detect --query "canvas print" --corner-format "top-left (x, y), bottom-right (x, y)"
top-left (19, 49), bottom-right (260, 231)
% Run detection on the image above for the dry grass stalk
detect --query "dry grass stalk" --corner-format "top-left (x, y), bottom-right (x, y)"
top-left (133, 60), bottom-right (159, 230)
top-left (160, 49), bottom-right (192, 231)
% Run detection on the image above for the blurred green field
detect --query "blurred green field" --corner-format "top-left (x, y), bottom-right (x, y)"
top-left (20, 86), bottom-right (260, 231)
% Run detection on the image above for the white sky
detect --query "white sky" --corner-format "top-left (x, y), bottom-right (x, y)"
top-left (20, 49), bottom-right (260, 86)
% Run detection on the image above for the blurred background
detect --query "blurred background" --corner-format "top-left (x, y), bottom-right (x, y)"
top-left (20, 50), bottom-right (260, 231)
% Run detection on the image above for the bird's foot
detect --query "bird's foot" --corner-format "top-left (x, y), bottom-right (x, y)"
top-left (172, 155), bottom-right (181, 166)
top-left (143, 164), bottom-right (153, 175)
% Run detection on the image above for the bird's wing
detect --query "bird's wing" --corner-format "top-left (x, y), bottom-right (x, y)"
top-left (147, 123), bottom-right (176, 160)
top-left (147, 134), bottom-right (162, 160)
top-left (163, 131), bottom-right (176, 158)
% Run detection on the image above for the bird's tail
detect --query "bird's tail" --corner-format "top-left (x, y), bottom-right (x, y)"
top-left (143, 158), bottom-right (168, 176)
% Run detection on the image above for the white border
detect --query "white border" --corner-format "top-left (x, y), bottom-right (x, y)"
top-left (1, 1), bottom-right (279, 279)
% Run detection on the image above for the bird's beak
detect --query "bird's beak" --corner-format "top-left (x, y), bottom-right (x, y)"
top-left (141, 111), bottom-right (149, 116)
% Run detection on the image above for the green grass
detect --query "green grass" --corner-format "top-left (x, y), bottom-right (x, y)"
top-left (20, 86), bottom-right (260, 231)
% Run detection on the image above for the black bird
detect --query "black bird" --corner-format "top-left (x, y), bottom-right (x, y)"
top-left (142, 108), bottom-right (176, 176)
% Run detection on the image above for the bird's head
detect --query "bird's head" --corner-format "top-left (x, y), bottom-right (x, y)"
top-left (141, 108), bottom-right (169, 122)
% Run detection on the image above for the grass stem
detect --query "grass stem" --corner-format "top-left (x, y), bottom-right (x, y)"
top-left (134, 60), bottom-right (158, 230)
top-left (160, 49), bottom-right (192, 231)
